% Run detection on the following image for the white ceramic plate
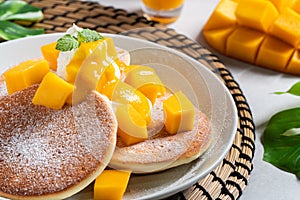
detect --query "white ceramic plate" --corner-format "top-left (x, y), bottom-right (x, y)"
top-left (0, 33), bottom-right (238, 200)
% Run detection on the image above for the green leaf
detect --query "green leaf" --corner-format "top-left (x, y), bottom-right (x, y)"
top-left (263, 108), bottom-right (300, 177)
top-left (56, 28), bottom-right (103, 51)
top-left (77, 28), bottom-right (103, 43)
top-left (56, 34), bottom-right (80, 52)
top-left (274, 81), bottom-right (300, 96)
top-left (0, 20), bottom-right (44, 40)
top-left (0, 0), bottom-right (43, 21)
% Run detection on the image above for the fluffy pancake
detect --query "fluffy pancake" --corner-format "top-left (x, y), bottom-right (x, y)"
top-left (0, 84), bottom-right (117, 199)
top-left (109, 93), bottom-right (212, 174)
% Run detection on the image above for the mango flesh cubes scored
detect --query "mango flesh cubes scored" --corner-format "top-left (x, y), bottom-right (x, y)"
top-left (269, 8), bottom-right (300, 47)
top-left (94, 170), bottom-right (131, 200)
top-left (203, 0), bottom-right (237, 31)
top-left (226, 26), bottom-right (265, 63)
top-left (202, 0), bottom-right (300, 75)
top-left (235, 0), bottom-right (278, 32)
top-left (256, 35), bottom-right (294, 71)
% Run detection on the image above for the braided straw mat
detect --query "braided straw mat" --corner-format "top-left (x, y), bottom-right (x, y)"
top-left (23, 0), bottom-right (256, 199)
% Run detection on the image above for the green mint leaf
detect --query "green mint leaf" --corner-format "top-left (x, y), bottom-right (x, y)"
top-left (0, 20), bottom-right (44, 40)
top-left (77, 28), bottom-right (103, 43)
top-left (274, 81), bottom-right (300, 96)
top-left (55, 28), bottom-right (103, 51)
top-left (263, 108), bottom-right (300, 178)
top-left (56, 34), bottom-right (80, 52)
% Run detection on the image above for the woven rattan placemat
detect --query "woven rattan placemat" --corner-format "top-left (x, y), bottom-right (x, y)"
top-left (23, 0), bottom-right (256, 199)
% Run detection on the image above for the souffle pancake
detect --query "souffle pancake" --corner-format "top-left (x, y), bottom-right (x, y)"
top-left (109, 92), bottom-right (212, 174)
top-left (0, 84), bottom-right (117, 199)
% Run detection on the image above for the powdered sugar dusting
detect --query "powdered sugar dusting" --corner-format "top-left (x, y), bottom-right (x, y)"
top-left (111, 110), bottom-right (210, 173)
top-left (112, 91), bottom-right (211, 173)
top-left (0, 85), bottom-right (117, 197)
top-left (0, 76), bottom-right (7, 97)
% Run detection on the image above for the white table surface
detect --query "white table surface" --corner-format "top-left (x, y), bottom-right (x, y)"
top-left (97, 1), bottom-right (300, 199)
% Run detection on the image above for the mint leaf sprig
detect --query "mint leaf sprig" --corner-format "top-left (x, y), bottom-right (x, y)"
top-left (56, 34), bottom-right (80, 52)
top-left (78, 29), bottom-right (103, 43)
top-left (56, 28), bottom-right (104, 52)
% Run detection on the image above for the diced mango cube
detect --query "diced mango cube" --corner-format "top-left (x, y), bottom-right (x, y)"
top-left (256, 35), bottom-right (294, 71)
top-left (138, 84), bottom-right (163, 106)
top-left (203, 27), bottom-right (235, 54)
top-left (286, 49), bottom-right (300, 75)
top-left (125, 65), bottom-right (166, 105)
top-left (226, 26), bottom-right (265, 63)
top-left (104, 37), bottom-right (118, 60)
top-left (105, 62), bottom-right (120, 81)
top-left (203, 0), bottom-right (238, 31)
top-left (116, 104), bottom-right (148, 146)
top-left (94, 170), bottom-right (131, 200)
top-left (96, 64), bottom-right (120, 99)
top-left (65, 94), bottom-right (73, 105)
top-left (4, 59), bottom-right (50, 95)
top-left (235, 0), bottom-right (278, 32)
top-left (163, 91), bottom-right (195, 134)
top-left (269, 8), bottom-right (300, 47)
top-left (118, 60), bottom-right (138, 75)
top-left (40, 42), bottom-right (60, 71)
top-left (71, 37), bottom-right (119, 104)
top-left (65, 64), bottom-right (80, 84)
top-left (270, 0), bottom-right (296, 13)
top-left (66, 37), bottom-right (118, 84)
top-left (75, 42), bottom-right (118, 88)
top-left (111, 81), bottom-right (151, 124)
top-left (32, 72), bottom-right (74, 110)
top-left (65, 40), bottom-right (102, 84)
top-left (97, 77), bottom-right (119, 100)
